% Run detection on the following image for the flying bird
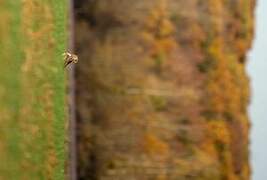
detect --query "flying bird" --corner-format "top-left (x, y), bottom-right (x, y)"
top-left (63, 52), bottom-right (78, 68)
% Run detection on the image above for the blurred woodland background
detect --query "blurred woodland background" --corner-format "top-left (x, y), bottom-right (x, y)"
top-left (75, 0), bottom-right (255, 180)
top-left (0, 0), bottom-right (255, 180)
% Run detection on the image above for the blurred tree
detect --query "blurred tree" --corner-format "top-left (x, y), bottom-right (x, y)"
top-left (0, 0), bottom-right (67, 179)
top-left (75, 0), bottom-right (255, 180)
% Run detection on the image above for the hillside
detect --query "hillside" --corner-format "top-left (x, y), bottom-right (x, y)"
top-left (0, 0), bottom-right (67, 179)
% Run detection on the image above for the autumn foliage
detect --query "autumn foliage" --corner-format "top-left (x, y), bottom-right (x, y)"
top-left (75, 0), bottom-right (255, 179)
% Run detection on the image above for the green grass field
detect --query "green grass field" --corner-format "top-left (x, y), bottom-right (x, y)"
top-left (0, 0), bottom-right (67, 179)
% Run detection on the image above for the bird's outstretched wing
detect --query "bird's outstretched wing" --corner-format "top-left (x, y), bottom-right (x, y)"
top-left (64, 59), bottom-right (72, 68)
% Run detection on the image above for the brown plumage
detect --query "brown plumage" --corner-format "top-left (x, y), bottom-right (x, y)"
top-left (63, 52), bottom-right (78, 68)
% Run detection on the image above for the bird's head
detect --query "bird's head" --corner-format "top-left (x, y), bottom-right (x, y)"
top-left (72, 54), bottom-right (78, 63)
